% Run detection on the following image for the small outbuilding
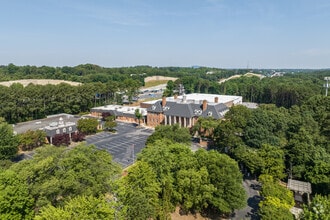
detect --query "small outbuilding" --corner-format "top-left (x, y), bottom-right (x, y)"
top-left (287, 179), bottom-right (312, 205)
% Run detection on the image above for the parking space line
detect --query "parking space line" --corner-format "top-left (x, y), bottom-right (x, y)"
top-left (86, 123), bottom-right (153, 168)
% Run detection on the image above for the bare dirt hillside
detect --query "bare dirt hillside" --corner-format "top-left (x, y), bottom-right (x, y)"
top-left (144, 76), bottom-right (178, 83)
top-left (218, 72), bottom-right (265, 84)
top-left (0, 79), bottom-right (82, 87)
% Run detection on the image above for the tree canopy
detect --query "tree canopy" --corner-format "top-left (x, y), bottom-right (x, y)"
top-left (137, 140), bottom-right (246, 218)
top-left (7, 144), bottom-right (121, 211)
top-left (0, 118), bottom-right (18, 160)
top-left (35, 195), bottom-right (124, 220)
top-left (146, 124), bottom-right (191, 145)
top-left (77, 118), bottom-right (99, 135)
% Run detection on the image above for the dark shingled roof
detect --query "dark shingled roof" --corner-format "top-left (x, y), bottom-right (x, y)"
top-left (147, 100), bottom-right (228, 119)
top-left (164, 102), bottom-right (193, 117)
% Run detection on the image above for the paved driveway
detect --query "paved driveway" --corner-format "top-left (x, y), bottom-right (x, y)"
top-left (86, 122), bottom-right (154, 168)
top-left (234, 178), bottom-right (261, 220)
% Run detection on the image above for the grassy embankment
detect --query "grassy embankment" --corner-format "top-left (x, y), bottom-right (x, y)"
top-left (143, 80), bottom-right (169, 88)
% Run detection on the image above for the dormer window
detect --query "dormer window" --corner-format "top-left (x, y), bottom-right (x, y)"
top-left (207, 111), bottom-right (213, 116)
top-left (163, 106), bottom-right (170, 111)
top-left (152, 105), bottom-right (156, 110)
top-left (194, 109), bottom-right (202, 115)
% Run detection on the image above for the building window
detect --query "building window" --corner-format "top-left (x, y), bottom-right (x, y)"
top-left (63, 128), bottom-right (66, 133)
top-left (69, 126), bottom-right (72, 132)
top-left (56, 129), bottom-right (60, 134)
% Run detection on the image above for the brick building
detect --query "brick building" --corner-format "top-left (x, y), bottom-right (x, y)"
top-left (91, 105), bottom-right (148, 125)
top-left (90, 93), bottom-right (243, 128)
top-left (145, 93), bottom-right (242, 128)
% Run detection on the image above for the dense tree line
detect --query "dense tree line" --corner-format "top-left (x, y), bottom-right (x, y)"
top-left (160, 68), bottom-right (328, 111)
top-left (190, 95), bottom-right (329, 218)
top-left (194, 95), bottom-right (330, 196)
top-left (0, 63), bottom-right (237, 84)
top-left (0, 63), bottom-right (241, 124)
top-left (2, 63), bottom-right (328, 124)
top-left (218, 74), bottom-right (325, 108)
top-left (0, 80), bottom-right (142, 124)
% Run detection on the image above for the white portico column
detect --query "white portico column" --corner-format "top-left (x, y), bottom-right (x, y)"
top-left (173, 116), bottom-right (176, 124)
top-left (169, 115), bottom-right (172, 125)
top-left (184, 117), bottom-right (187, 127)
top-left (164, 115), bottom-right (167, 125)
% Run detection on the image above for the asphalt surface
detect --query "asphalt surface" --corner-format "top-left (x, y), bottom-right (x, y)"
top-left (86, 122), bottom-right (154, 168)
top-left (233, 178), bottom-right (261, 220)
top-left (138, 91), bottom-right (163, 100)
top-left (138, 84), bottom-right (166, 100)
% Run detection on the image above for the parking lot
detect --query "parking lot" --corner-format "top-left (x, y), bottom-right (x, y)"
top-left (86, 122), bottom-right (154, 168)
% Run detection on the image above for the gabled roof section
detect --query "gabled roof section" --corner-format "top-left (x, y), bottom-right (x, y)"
top-left (164, 102), bottom-right (193, 117)
top-left (146, 100), bottom-right (164, 113)
top-left (287, 179), bottom-right (312, 194)
top-left (189, 103), bottom-right (228, 119)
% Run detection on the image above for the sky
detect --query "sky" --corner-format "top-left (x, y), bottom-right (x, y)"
top-left (1, 0), bottom-right (330, 69)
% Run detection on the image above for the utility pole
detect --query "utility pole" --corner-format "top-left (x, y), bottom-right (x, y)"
top-left (324, 77), bottom-right (330, 96)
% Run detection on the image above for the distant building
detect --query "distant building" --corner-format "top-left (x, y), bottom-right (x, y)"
top-left (13, 113), bottom-right (79, 144)
top-left (240, 102), bottom-right (259, 109)
top-left (91, 105), bottom-right (148, 125)
top-left (270, 72), bottom-right (284, 77)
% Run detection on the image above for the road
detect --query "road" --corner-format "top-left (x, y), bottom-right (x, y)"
top-left (233, 178), bottom-right (261, 220)
top-left (138, 84), bottom-right (166, 100)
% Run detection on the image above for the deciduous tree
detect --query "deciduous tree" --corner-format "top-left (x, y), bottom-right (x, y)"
top-left (134, 109), bottom-right (143, 126)
top-left (301, 194), bottom-right (330, 220)
top-left (35, 195), bottom-right (124, 220)
top-left (146, 124), bottom-right (191, 145)
top-left (9, 144), bottom-right (121, 209)
top-left (18, 130), bottom-right (47, 151)
top-left (0, 170), bottom-right (34, 220)
top-left (77, 118), bottom-right (98, 134)
top-left (117, 161), bottom-right (160, 220)
top-left (0, 117), bottom-right (18, 160)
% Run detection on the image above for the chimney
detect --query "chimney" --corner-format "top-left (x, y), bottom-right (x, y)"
top-left (214, 97), bottom-right (219, 103)
top-left (162, 96), bottom-right (166, 107)
top-left (202, 100), bottom-right (207, 111)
